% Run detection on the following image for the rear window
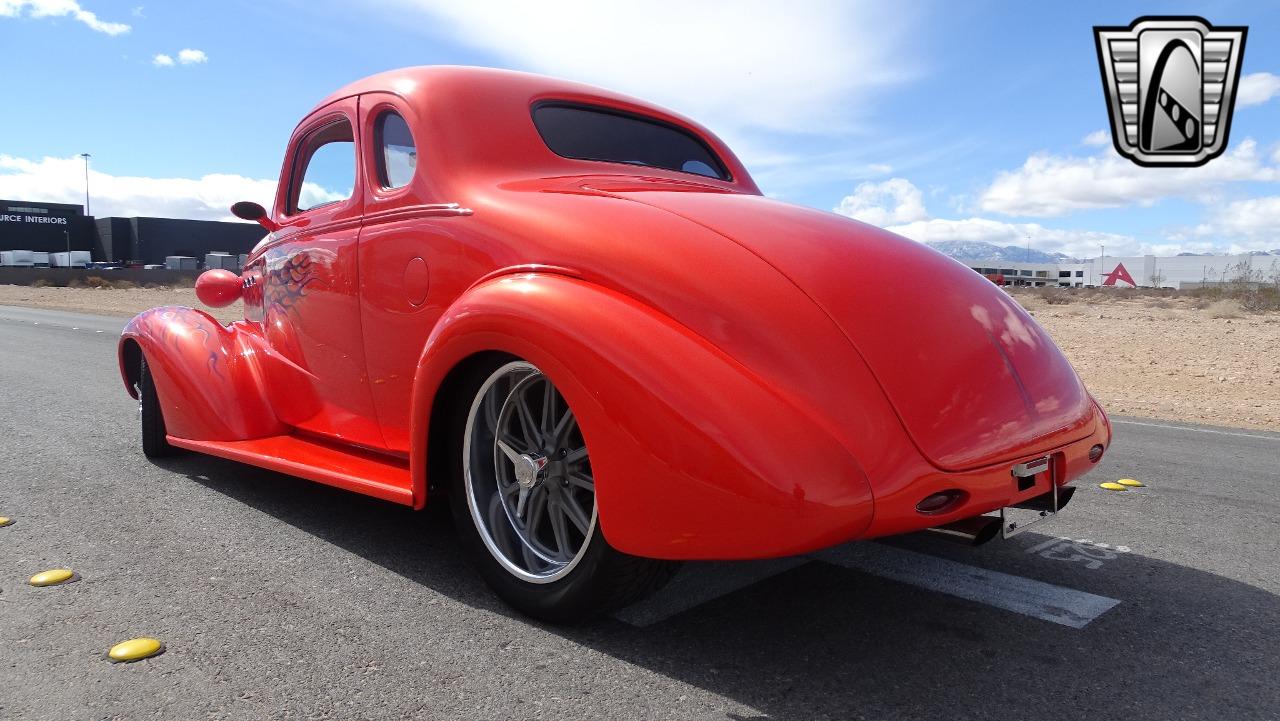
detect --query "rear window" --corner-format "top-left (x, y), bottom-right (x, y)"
top-left (532, 103), bottom-right (730, 181)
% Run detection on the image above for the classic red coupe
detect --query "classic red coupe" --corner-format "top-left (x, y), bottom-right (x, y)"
top-left (118, 67), bottom-right (1110, 620)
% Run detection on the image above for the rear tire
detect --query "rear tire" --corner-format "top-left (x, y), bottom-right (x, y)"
top-left (139, 355), bottom-right (174, 458)
top-left (447, 358), bottom-right (677, 622)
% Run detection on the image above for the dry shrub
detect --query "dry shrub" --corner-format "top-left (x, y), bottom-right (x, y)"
top-left (109, 279), bottom-right (138, 289)
top-left (169, 275), bottom-right (197, 289)
top-left (1238, 287), bottom-right (1280, 313)
top-left (1106, 286), bottom-right (1138, 302)
top-left (1010, 291), bottom-right (1041, 310)
top-left (1206, 299), bottom-right (1244, 319)
top-left (1040, 287), bottom-right (1072, 305)
top-left (31, 278), bottom-right (54, 288)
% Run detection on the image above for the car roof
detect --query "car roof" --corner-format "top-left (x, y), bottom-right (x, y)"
top-left (308, 66), bottom-right (687, 130)
top-left (297, 65), bottom-right (758, 194)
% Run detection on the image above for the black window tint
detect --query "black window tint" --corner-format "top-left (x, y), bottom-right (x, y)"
top-left (532, 104), bottom-right (730, 180)
top-left (376, 111), bottom-right (417, 189)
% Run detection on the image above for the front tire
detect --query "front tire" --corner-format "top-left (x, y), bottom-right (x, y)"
top-left (448, 359), bottom-right (676, 622)
top-left (138, 355), bottom-right (174, 458)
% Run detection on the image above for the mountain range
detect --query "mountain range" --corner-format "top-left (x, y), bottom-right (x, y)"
top-left (924, 241), bottom-right (1080, 263)
top-left (927, 241), bottom-right (1279, 263)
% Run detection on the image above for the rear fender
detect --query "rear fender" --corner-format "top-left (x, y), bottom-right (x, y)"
top-left (410, 274), bottom-right (875, 560)
top-left (118, 306), bottom-right (286, 441)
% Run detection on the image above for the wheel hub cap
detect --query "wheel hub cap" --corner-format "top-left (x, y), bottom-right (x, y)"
top-left (513, 454), bottom-right (547, 489)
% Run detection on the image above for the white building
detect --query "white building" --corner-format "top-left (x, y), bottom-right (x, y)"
top-left (959, 253), bottom-right (1280, 290)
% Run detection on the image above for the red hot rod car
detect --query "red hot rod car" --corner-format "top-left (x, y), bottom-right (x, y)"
top-left (118, 67), bottom-right (1110, 620)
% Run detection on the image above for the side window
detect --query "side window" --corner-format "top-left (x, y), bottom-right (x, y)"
top-left (375, 111), bottom-right (417, 189)
top-left (291, 118), bottom-right (355, 213)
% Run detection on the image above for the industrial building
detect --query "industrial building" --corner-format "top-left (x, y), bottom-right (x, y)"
top-left (962, 253), bottom-right (1280, 290)
top-left (0, 199), bottom-right (264, 266)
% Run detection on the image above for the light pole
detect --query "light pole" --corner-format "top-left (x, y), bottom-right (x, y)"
top-left (1100, 244), bottom-right (1105, 286)
top-left (64, 229), bottom-right (71, 271)
top-left (80, 153), bottom-right (91, 216)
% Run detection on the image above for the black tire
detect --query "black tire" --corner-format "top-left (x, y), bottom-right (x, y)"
top-left (446, 358), bottom-right (678, 623)
top-left (139, 355), bottom-right (174, 458)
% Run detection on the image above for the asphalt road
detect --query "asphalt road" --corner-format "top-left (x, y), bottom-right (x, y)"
top-left (2, 304), bottom-right (1278, 721)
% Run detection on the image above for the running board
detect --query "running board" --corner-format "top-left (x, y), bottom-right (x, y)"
top-left (167, 434), bottom-right (414, 506)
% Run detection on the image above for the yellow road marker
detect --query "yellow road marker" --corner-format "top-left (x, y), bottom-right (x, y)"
top-left (1116, 478), bottom-right (1145, 487)
top-left (1098, 482), bottom-right (1128, 491)
top-left (108, 638), bottom-right (164, 663)
top-left (28, 569), bottom-right (78, 586)
top-left (0, 516), bottom-right (12, 527)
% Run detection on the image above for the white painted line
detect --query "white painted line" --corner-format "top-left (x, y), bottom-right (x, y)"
top-left (1112, 418), bottom-right (1278, 441)
top-left (816, 544), bottom-right (1120, 629)
top-left (1023, 535), bottom-right (1070, 555)
top-left (613, 557), bottom-right (807, 627)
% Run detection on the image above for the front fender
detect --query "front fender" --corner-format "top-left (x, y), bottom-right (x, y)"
top-left (411, 274), bottom-right (875, 560)
top-left (119, 306), bottom-right (286, 441)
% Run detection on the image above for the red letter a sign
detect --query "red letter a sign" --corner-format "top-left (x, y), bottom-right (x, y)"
top-left (1101, 262), bottom-right (1136, 286)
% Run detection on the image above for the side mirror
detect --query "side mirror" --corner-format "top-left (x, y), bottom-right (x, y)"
top-left (231, 201), bottom-right (280, 232)
top-left (195, 269), bottom-right (243, 308)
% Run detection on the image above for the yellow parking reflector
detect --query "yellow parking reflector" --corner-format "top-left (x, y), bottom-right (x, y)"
top-left (108, 637), bottom-right (164, 663)
top-left (1116, 478), bottom-right (1145, 487)
top-left (0, 516), bottom-right (12, 527)
top-left (1098, 482), bottom-right (1128, 491)
top-left (29, 569), bottom-right (77, 586)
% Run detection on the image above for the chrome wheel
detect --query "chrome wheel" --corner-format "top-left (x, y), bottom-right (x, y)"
top-left (463, 361), bottom-right (597, 584)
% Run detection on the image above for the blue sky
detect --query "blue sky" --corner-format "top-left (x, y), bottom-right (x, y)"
top-left (2, 0), bottom-right (1278, 257)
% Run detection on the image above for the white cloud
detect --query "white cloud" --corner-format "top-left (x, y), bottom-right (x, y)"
top-left (177, 48), bottom-right (207, 64)
top-left (1237, 72), bottom-right (1280, 107)
top-left (154, 48), bottom-right (208, 67)
top-left (831, 177), bottom-right (1142, 258)
top-left (391, 1), bottom-right (920, 136)
top-left (0, 0), bottom-right (129, 35)
top-left (1199, 196), bottom-right (1280, 242)
top-left (297, 183), bottom-right (348, 211)
top-left (0, 155), bottom-right (275, 221)
top-left (1081, 129), bottom-right (1109, 146)
top-left (886, 217), bottom-right (1141, 259)
top-left (833, 178), bottom-right (927, 225)
top-left (978, 139), bottom-right (1277, 217)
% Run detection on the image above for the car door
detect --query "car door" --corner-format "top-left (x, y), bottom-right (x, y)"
top-left (355, 93), bottom-right (491, 453)
top-left (255, 96), bottom-right (385, 449)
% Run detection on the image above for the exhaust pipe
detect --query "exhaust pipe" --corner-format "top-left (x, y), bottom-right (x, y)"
top-left (925, 515), bottom-right (1002, 546)
top-left (925, 485), bottom-right (1076, 546)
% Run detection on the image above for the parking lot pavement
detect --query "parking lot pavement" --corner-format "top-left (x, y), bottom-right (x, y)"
top-left (2, 305), bottom-right (1279, 720)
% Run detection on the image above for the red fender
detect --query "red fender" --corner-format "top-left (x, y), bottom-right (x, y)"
top-left (409, 273), bottom-right (876, 560)
top-left (118, 306), bottom-right (287, 441)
